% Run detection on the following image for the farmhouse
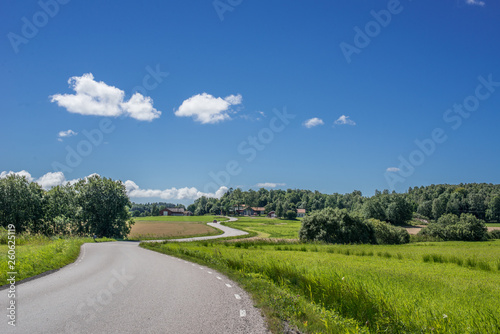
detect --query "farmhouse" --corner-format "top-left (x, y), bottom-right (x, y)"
top-left (267, 211), bottom-right (276, 218)
top-left (159, 207), bottom-right (191, 216)
top-left (297, 208), bottom-right (306, 218)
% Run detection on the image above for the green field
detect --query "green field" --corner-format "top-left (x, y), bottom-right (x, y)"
top-left (0, 236), bottom-right (113, 286)
top-left (487, 223), bottom-right (500, 227)
top-left (223, 217), bottom-right (302, 238)
top-left (142, 240), bottom-right (500, 333)
top-left (134, 215), bottom-right (228, 222)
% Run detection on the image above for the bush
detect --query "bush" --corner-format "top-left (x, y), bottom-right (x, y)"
top-left (299, 208), bottom-right (376, 244)
top-left (487, 230), bottom-right (500, 240)
top-left (368, 219), bottom-right (410, 245)
top-left (418, 213), bottom-right (488, 241)
top-left (285, 210), bottom-right (297, 220)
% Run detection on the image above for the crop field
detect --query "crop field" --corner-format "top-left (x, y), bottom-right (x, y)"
top-left (128, 221), bottom-right (223, 240)
top-left (142, 239), bottom-right (500, 333)
top-left (223, 217), bottom-right (301, 239)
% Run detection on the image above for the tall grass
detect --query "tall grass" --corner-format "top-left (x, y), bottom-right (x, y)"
top-left (142, 240), bottom-right (500, 333)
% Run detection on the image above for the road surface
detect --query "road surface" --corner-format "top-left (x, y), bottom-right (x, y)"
top-left (1, 222), bottom-right (268, 333)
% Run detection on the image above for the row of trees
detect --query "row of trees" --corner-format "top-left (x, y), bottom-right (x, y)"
top-left (0, 174), bottom-right (133, 238)
top-left (189, 183), bottom-right (500, 224)
top-left (130, 202), bottom-right (186, 217)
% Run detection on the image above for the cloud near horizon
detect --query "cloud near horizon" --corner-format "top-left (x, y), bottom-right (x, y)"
top-left (51, 73), bottom-right (161, 121)
top-left (386, 167), bottom-right (400, 172)
top-left (174, 93), bottom-right (242, 124)
top-left (255, 182), bottom-right (286, 188)
top-left (303, 117), bottom-right (324, 128)
top-left (0, 170), bottom-right (227, 200)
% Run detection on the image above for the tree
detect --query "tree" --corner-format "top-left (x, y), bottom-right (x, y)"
top-left (0, 175), bottom-right (44, 233)
top-left (285, 210), bottom-right (297, 220)
top-left (486, 196), bottom-right (500, 222)
top-left (299, 208), bottom-right (376, 244)
top-left (386, 197), bottom-right (412, 225)
top-left (362, 200), bottom-right (386, 221)
top-left (43, 185), bottom-right (78, 235)
top-left (75, 175), bottom-right (133, 238)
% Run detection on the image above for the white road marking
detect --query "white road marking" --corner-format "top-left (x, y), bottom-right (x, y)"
top-left (225, 284), bottom-right (232, 288)
top-left (234, 294), bottom-right (241, 300)
top-left (207, 271), bottom-right (212, 274)
top-left (216, 276), bottom-right (222, 280)
top-left (199, 267), bottom-right (204, 269)
top-left (240, 310), bottom-right (246, 317)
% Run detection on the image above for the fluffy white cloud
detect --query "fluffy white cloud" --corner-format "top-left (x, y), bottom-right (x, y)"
top-left (386, 167), bottom-right (400, 172)
top-left (0, 170), bottom-right (34, 182)
top-left (58, 129), bottom-right (78, 138)
top-left (334, 115), bottom-right (356, 126)
top-left (255, 182), bottom-right (286, 188)
top-left (124, 180), bottom-right (228, 200)
top-left (466, 0), bottom-right (485, 6)
top-left (174, 93), bottom-right (242, 124)
top-left (303, 117), bottom-right (324, 128)
top-left (50, 73), bottom-right (161, 121)
top-left (0, 170), bottom-right (100, 190)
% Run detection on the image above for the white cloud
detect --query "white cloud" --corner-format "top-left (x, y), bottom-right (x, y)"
top-left (174, 93), bottom-right (242, 124)
top-left (124, 180), bottom-right (228, 200)
top-left (303, 117), bottom-right (324, 128)
top-left (58, 129), bottom-right (77, 141)
top-left (466, 0), bottom-right (485, 6)
top-left (0, 170), bottom-right (34, 182)
top-left (334, 115), bottom-right (356, 126)
top-left (50, 73), bottom-right (161, 121)
top-left (255, 182), bottom-right (286, 188)
top-left (386, 167), bottom-right (400, 172)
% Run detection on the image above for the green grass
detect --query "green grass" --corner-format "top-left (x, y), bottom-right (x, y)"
top-left (0, 236), bottom-right (114, 286)
top-left (141, 240), bottom-right (500, 333)
top-left (134, 215), bottom-right (228, 222)
top-left (487, 223), bottom-right (500, 227)
top-left (223, 217), bottom-right (302, 239)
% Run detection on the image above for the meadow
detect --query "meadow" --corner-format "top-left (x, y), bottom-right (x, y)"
top-left (142, 239), bottom-right (500, 334)
top-left (222, 217), bottom-right (301, 239)
top-left (0, 234), bottom-right (113, 286)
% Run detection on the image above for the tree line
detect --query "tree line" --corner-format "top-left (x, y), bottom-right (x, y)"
top-left (0, 174), bottom-right (133, 238)
top-left (190, 184), bottom-right (500, 223)
top-left (130, 202), bottom-right (186, 217)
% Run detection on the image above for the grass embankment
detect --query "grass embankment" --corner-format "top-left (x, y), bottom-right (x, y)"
top-left (222, 217), bottom-right (301, 239)
top-left (128, 215), bottom-right (227, 240)
top-left (0, 234), bottom-right (113, 286)
top-left (141, 240), bottom-right (500, 333)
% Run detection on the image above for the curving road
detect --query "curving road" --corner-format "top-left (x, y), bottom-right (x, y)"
top-left (1, 220), bottom-right (268, 334)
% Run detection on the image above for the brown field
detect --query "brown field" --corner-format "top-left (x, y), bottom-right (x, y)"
top-left (128, 221), bottom-right (221, 239)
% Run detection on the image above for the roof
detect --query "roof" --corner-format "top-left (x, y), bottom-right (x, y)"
top-left (297, 209), bottom-right (306, 213)
top-left (251, 207), bottom-right (266, 211)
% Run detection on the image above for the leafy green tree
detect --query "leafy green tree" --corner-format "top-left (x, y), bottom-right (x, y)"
top-left (362, 200), bottom-right (386, 221)
top-left (416, 200), bottom-right (432, 219)
top-left (75, 175), bottom-right (133, 238)
top-left (386, 197), bottom-right (412, 225)
top-left (285, 210), bottom-right (297, 220)
top-left (43, 185), bottom-right (78, 235)
top-left (486, 196), bottom-right (500, 222)
top-left (432, 194), bottom-right (448, 220)
top-left (299, 208), bottom-right (376, 244)
top-left (0, 175), bottom-right (44, 233)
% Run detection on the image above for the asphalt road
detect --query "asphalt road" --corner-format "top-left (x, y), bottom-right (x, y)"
top-left (1, 224), bottom-right (268, 333)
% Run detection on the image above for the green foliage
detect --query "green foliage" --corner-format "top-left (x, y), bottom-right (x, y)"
top-left (0, 175), bottom-right (44, 233)
top-left (285, 209), bottom-right (297, 220)
top-left (487, 196), bottom-right (500, 222)
top-left (419, 213), bottom-right (488, 241)
top-left (368, 219), bottom-right (410, 245)
top-left (362, 199), bottom-right (386, 221)
top-left (299, 208), bottom-right (376, 244)
top-left (75, 175), bottom-right (133, 238)
top-left (386, 196), bottom-right (413, 225)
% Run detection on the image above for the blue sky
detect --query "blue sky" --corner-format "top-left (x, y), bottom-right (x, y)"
top-left (1, 0), bottom-right (499, 204)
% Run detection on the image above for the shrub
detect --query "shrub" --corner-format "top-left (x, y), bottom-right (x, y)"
top-left (299, 208), bottom-right (376, 244)
top-left (285, 210), bottom-right (297, 220)
top-left (487, 230), bottom-right (500, 240)
top-left (368, 219), bottom-right (410, 245)
top-left (418, 213), bottom-right (487, 241)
